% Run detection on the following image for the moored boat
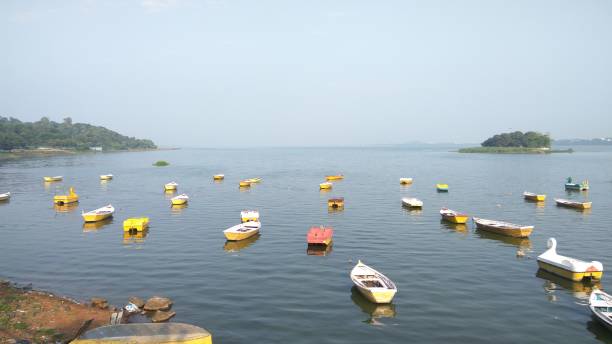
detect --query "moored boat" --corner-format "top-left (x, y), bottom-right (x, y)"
top-left (239, 180), bottom-right (251, 188)
top-left (224, 221), bottom-right (261, 241)
top-left (401, 197), bottom-right (423, 208)
top-left (537, 238), bottom-right (603, 282)
top-left (246, 177), bottom-right (262, 183)
top-left (99, 174), bottom-right (113, 180)
top-left (171, 194), bottom-right (189, 205)
top-left (320, 182), bottom-right (333, 190)
top-left (43, 176), bottom-right (63, 182)
top-left (350, 260), bottom-right (397, 304)
top-left (555, 198), bottom-right (592, 210)
top-left (589, 289), bottom-right (612, 331)
top-left (436, 183), bottom-right (449, 192)
top-left (523, 192), bottom-right (546, 202)
top-left (241, 210), bottom-right (259, 223)
top-left (53, 187), bottom-right (79, 205)
top-left (213, 174), bottom-right (225, 180)
top-left (123, 217), bottom-right (150, 232)
top-left (473, 217), bottom-right (533, 238)
top-left (82, 204), bottom-right (114, 222)
top-left (328, 197), bottom-right (344, 208)
top-left (565, 177), bottom-right (589, 191)
top-left (307, 226), bottom-right (333, 246)
top-left (440, 208), bottom-right (469, 224)
top-left (164, 181), bottom-right (178, 191)
top-left (325, 175), bottom-right (344, 181)
top-left (0, 192), bottom-right (10, 201)
top-left (399, 177), bottom-right (413, 185)
top-left (71, 323), bottom-right (213, 344)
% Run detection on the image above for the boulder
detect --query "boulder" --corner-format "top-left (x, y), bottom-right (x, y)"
top-left (128, 296), bottom-right (145, 309)
top-left (143, 296), bottom-right (172, 311)
top-left (151, 310), bottom-right (176, 323)
top-left (90, 297), bottom-right (108, 309)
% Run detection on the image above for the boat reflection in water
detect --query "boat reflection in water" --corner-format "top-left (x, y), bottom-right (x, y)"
top-left (171, 203), bottom-right (188, 213)
top-left (223, 233), bottom-right (260, 252)
top-left (586, 319), bottom-right (612, 342)
top-left (350, 286), bottom-right (396, 325)
top-left (54, 203), bottom-right (79, 213)
top-left (402, 207), bottom-right (422, 216)
top-left (536, 269), bottom-right (602, 301)
top-left (306, 244), bottom-right (333, 256)
top-left (475, 229), bottom-right (532, 249)
top-left (123, 229), bottom-right (148, 246)
top-left (440, 220), bottom-right (468, 234)
top-left (83, 218), bottom-right (113, 232)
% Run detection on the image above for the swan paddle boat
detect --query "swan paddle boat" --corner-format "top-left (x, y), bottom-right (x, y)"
top-left (320, 182), bottom-right (333, 190)
top-left (589, 289), bottom-right (612, 331)
top-left (307, 226), bottom-right (333, 246)
top-left (164, 182), bottom-right (178, 191)
top-left (440, 208), bottom-right (469, 224)
top-left (473, 217), bottom-right (533, 238)
top-left (241, 210), bottom-right (259, 223)
top-left (82, 204), bottom-right (115, 222)
top-left (71, 323), bottom-right (213, 344)
top-left (555, 198), bottom-right (592, 210)
top-left (123, 217), bottom-right (150, 232)
top-left (436, 183), bottom-right (449, 192)
top-left (328, 197), bottom-right (344, 208)
top-left (43, 176), bottom-right (63, 182)
top-left (53, 187), bottom-right (79, 205)
top-left (399, 177), bottom-right (413, 185)
top-left (537, 238), bottom-right (603, 282)
top-left (523, 192), bottom-right (546, 202)
top-left (171, 194), bottom-right (189, 206)
top-left (99, 174), bottom-right (113, 180)
top-left (224, 221), bottom-right (261, 241)
top-left (0, 192), bottom-right (10, 201)
top-left (325, 175), bottom-right (344, 181)
top-left (213, 174), bottom-right (225, 181)
top-left (350, 260), bottom-right (397, 304)
top-left (565, 177), bottom-right (589, 191)
top-left (402, 197), bottom-right (423, 208)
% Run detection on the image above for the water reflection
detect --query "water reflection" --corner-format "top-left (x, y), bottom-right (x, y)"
top-left (171, 204), bottom-right (188, 213)
top-left (123, 229), bottom-right (148, 246)
top-left (475, 229), bottom-right (532, 249)
top-left (536, 269), bottom-right (602, 301)
top-left (402, 207), bottom-right (423, 216)
top-left (586, 319), bottom-right (612, 342)
top-left (54, 203), bottom-right (79, 213)
top-left (82, 218), bottom-right (113, 232)
top-left (440, 220), bottom-right (468, 234)
top-left (328, 207), bottom-right (344, 215)
top-left (223, 234), bottom-right (260, 252)
top-left (350, 287), bottom-right (396, 325)
top-left (306, 244), bottom-right (333, 256)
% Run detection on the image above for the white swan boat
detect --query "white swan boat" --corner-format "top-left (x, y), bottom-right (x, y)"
top-left (224, 221), bottom-right (261, 241)
top-left (402, 197), bottom-right (423, 208)
top-left (82, 204), bottom-right (115, 222)
top-left (589, 289), bottom-right (612, 331)
top-left (0, 192), bottom-right (10, 201)
top-left (537, 238), bottom-right (603, 282)
top-left (241, 210), bottom-right (260, 223)
top-left (350, 260), bottom-right (397, 304)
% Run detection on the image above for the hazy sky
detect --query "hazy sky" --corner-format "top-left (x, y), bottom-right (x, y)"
top-left (1, 0), bottom-right (611, 147)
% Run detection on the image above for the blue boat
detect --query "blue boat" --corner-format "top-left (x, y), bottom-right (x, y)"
top-left (564, 177), bottom-right (589, 191)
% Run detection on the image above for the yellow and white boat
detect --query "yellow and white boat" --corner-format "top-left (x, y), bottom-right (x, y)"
top-left (53, 187), bottom-right (79, 205)
top-left (123, 217), bottom-right (150, 232)
top-left (320, 182), bottom-right (333, 190)
top-left (436, 183), bottom-right (449, 192)
top-left (399, 177), bottom-right (413, 185)
top-left (555, 198), bottom-right (592, 210)
top-left (171, 194), bottom-right (189, 205)
top-left (402, 197), bottom-right (423, 208)
top-left (241, 210), bottom-right (259, 223)
top-left (440, 208), bottom-right (469, 224)
top-left (224, 221), bottom-right (261, 241)
top-left (239, 180), bottom-right (251, 188)
top-left (82, 204), bottom-right (114, 222)
top-left (351, 260), bottom-right (397, 304)
top-left (99, 174), bottom-right (113, 180)
top-left (0, 192), bottom-right (10, 201)
top-left (523, 192), bottom-right (546, 202)
top-left (71, 323), bottom-right (212, 344)
top-left (213, 174), bottom-right (225, 181)
top-left (246, 177), bottom-right (262, 183)
top-left (537, 238), bottom-right (603, 282)
top-left (325, 175), bottom-right (344, 181)
top-left (473, 217), bottom-right (533, 238)
top-left (164, 182), bottom-right (178, 191)
top-left (328, 197), bottom-right (345, 208)
top-left (44, 176), bottom-right (63, 182)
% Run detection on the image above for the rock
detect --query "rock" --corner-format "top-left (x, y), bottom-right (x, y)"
top-left (91, 297), bottom-right (109, 309)
top-left (151, 310), bottom-right (176, 323)
top-left (144, 296), bottom-right (172, 311)
top-left (6, 339), bottom-right (16, 344)
top-left (128, 296), bottom-right (145, 309)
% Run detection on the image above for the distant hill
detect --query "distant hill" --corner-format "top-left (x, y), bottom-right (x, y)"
top-left (481, 131), bottom-right (550, 148)
top-left (0, 116), bottom-right (156, 151)
top-left (553, 138), bottom-right (612, 145)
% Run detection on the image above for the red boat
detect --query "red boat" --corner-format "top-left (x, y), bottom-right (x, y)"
top-left (307, 226), bottom-right (333, 246)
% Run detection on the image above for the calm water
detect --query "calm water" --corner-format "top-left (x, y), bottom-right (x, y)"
top-left (1, 147), bottom-right (611, 343)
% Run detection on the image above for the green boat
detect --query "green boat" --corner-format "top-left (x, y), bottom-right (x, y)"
top-left (564, 177), bottom-right (589, 191)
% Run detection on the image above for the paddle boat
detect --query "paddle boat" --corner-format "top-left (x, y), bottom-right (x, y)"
top-left (82, 204), bottom-right (115, 222)
top-left (224, 221), bottom-right (261, 241)
top-left (401, 197), bottom-right (423, 208)
top-left (241, 210), bottom-right (259, 223)
top-left (350, 260), bottom-right (397, 304)
top-left (213, 174), bottom-right (225, 181)
top-left (123, 217), bottom-right (150, 232)
top-left (537, 238), bottom-right (603, 282)
top-left (325, 175), bottom-right (344, 181)
top-left (436, 183), bottom-right (449, 192)
top-left (99, 174), bottom-right (113, 180)
top-left (555, 198), bottom-right (592, 210)
top-left (239, 180), bottom-right (251, 188)
top-left (53, 187), bottom-right (79, 205)
top-left (399, 177), bottom-right (413, 185)
top-left (71, 323), bottom-right (213, 344)
top-left (589, 289), bottom-right (612, 331)
top-left (0, 192), bottom-right (10, 201)
top-left (307, 226), bottom-right (333, 246)
top-left (328, 197), bottom-right (344, 208)
top-left (320, 182), bottom-right (333, 190)
top-left (472, 217), bottom-right (533, 238)
top-left (523, 192), bottom-right (546, 202)
top-left (440, 208), bottom-right (469, 224)
top-left (171, 194), bottom-right (189, 206)
top-left (43, 176), bottom-right (63, 182)
top-left (164, 182), bottom-right (178, 191)
top-left (565, 177), bottom-right (589, 191)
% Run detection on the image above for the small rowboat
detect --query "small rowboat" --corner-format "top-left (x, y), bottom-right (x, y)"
top-left (171, 194), bottom-right (189, 205)
top-left (436, 183), bottom-right (449, 192)
top-left (164, 182), bottom-right (178, 191)
top-left (565, 177), bottom-right (589, 191)
top-left (0, 192), bottom-right (10, 201)
top-left (307, 226), bottom-right (333, 246)
top-left (440, 208), bottom-right (469, 224)
top-left (325, 175), bottom-right (344, 181)
top-left (523, 192), bottom-right (546, 202)
top-left (99, 174), bottom-right (113, 180)
top-left (538, 238), bottom-right (603, 281)
top-left (224, 221), bottom-right (261, 241)
top-left (53, 187), bottom-right (79, 205)
top-left (44, 176), bottom-right (63, 182)
top-left (402, 197), bottom-right (423, 208)
top-left (320, 182), bottom-right (333, 190)
top-left (399, 177), bottom-right (413, 185)
top-left (328, 197), bottom-right (344, 208)
top-left (555, 198), bottom-right (592, 210)
top-left (123, 217), bottom-right (150, 232)
top-left (82, 204), bottom-right (114, 222)
top-left (241, 210), bottom-right (259, 223)
top-left (239, 180), bottom-right (251, 188)
top-left (71, 323), bottom-right (213, 344)
top-left (246, 177), bottom-right (262, 183)
top-left (213, 174), bottom-right (224, 180)
top-left (350, 260), bottom-right (397, 304)
top-left (589, 289), bottom-right (612, 331)
top-left (473, 217), bottom-right (533, 238)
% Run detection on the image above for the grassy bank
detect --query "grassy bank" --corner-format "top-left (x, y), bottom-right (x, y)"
top-left (0, 147), bottom-right (166, 161)
top-left (458, 147), bottom-right (573, 154)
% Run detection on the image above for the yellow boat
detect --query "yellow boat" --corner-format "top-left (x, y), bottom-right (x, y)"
top-left (473, 217), bottom-right (533, 238)
top-left (439, 208), bottom-right (469, 224)
top-left (239, 180), bottom-right (251, 188)
top-left (523, 192), bottom-right (546, 202)
top-left (71, 323), bottom-right (212, 344)
top-left (123, 217), bottom-right (150, 232)
top-left (246, 177), bottom-right (262, 183)
top-left (436, 183), bottom-right (449, 192)
top-left (399, 178), bottom-right (413, 185)
top-left (325, 175), bottom-right (344, 181)
top-left (44, 176), bottom-right (63, 182)
top-left (82, 204), bottom-right (115, 222)
top-left (328, 197), bottom-right (344, 208)
top-left (537, 238), bottom-right (603, 282)
top-left (320, 182), bottom-right (333, 190)
top-left (53, 187), bottom-right (79, 205)
top-left (171, 194), bottom-right (189, 205)
top-left (555, 198), bottom-right (592, 210)
top-left (224, 221), bottom-right (261, 241)
top-left (213, 174), bottom-right (225, 181)
top-left (164, 182), bottom-right (178, 191)
top-left (350, 260), bottom-right (397, 304)
top-left (99, 174), bottom-right (113, 180)
top-left (241, 210), bottom-right (260, 223)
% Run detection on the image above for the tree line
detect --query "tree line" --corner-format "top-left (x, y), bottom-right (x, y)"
top-left (481, 131), bottom-right (550, 148)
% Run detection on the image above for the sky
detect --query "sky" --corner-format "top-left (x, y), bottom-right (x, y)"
top-left (1, 0), bottom-right (611, 147)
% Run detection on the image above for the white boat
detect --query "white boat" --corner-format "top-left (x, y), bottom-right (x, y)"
top-left (350, 260), bottom-right (397, 304)
top-left (164, 181), bottom-right (178, 191)
top-left (589, 289), bottom-right (612, 331)
top-left (537, 238), bottom-right (603, 282)
top-left (555, 198), bottom-right (592, 210)
top-left (171, 194), bottom-right (189, 205)
top-left (0, 192), bottom-right (10, 201)
top-left (241, 210), bottom-right (260, 223)
top-left (82, 204), bottom-right (115, 222)
top-left (472, 217), bottom-right (533, 238)
top-left (401, 197), bottom-right (423, 208)
top-left (224, 221), bottom-right (261, 241)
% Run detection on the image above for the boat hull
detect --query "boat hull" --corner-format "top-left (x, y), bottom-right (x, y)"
top-left (53, 196), bottom-right (79, 205)
top-left (213, 175), bottom-right (224, 180)
top-left (239, 181), bottom-right (251, 187)
top-left (82, 213), bottom-right (113, 222)
top-left (99, 175), bottom-right (113, 180)
top-left (164, 185), bottom-right (177, 191)
top-left (436, 184), bottom-right (449, 192)
top-left (328, 198), bottom-right (344, 208)
top-left (123, 218), bottom-right (150, 232)
top-left (399, 178), bottom-right (413, 185)
top-left (355, 285), bottom-right (397, 304)
top-left (537, 261), bottom-right (603, 282)
top-left (556, 201), bottom-right (592, 209)
top-left (319, 183), bottom-right (332, 190)
top-left (475, 223), bottom-right (532, 238)
top-left (524, 194), bottom-right (546, 202)
top-left (224, 228), bottom-right (259, 241)
top-left (171, 199), bottom-right (188, 205)
top-left (44, 177), bottom-right (62, 182)
top-left (442, 214), bottom-right (469, 224)
top-left (326, 175), bottom-right (344, 181)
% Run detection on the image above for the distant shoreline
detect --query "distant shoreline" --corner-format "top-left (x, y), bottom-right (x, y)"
top-left (0, 147), bottom-right (178, 161)
top-left (457, 147), bottom-right (574, 154)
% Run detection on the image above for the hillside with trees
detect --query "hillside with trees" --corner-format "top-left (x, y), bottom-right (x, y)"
top-left (0, 116), bottom-right (156, 151)
top-left (481, 131), bottom-right (550, 148)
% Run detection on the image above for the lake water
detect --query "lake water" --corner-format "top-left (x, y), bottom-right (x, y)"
top-left (1, 146), bottom-right (611, 343)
